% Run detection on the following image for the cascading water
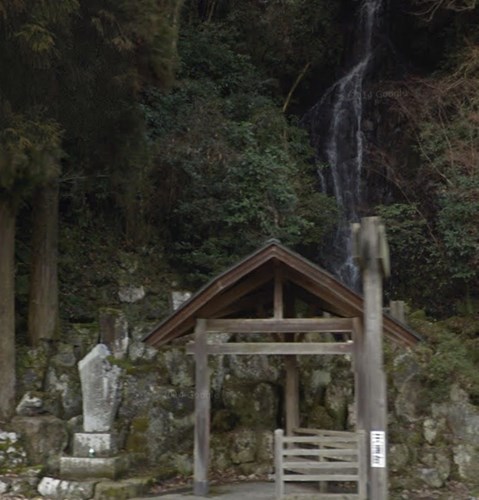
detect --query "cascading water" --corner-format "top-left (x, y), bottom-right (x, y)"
top-left (304, 0), bottom-right (383, 289)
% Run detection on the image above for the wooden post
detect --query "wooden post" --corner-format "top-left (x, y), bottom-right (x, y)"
top-left (354, 217), bottom-right (389, 500)
top-left (284, 356), bottom-right (300, 435)
top-left (194, 319), bottom-right (210, 496)
top-left (357, 430), bottom-right (367, 500)
top-left (275, 268), bottom-right (300, 436)
top-left (274, 266), bottom-right (284, 320)
top-left (389, 300), bottom-right (405, 324)
top-left (274, 429), bottom-right (284, 499)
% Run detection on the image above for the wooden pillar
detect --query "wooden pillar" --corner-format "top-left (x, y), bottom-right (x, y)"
top-left (353, 217), bottom-right (389, 500)
top-left (284, 356), bottom-right (300, 435)
top-left (275, 268), bottom-right (300, 435)
top-left (274, 267), bottom-right (284, 320)
top-left (194, 319), bottom-right (210, 496)
top-left (274, 429), bottom-right (285, 499)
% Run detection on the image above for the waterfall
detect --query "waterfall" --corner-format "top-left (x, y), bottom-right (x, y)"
top-left (304, 0), bottom-right (383, 289)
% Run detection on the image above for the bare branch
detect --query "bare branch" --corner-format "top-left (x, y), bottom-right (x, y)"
top-left (412, 0), bottom-right (477, 21)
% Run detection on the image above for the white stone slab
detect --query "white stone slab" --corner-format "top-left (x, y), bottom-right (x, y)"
top-left (37, 476), bottom-right (96, 499)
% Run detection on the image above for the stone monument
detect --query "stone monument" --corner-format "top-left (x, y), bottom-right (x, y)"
top-left (59, 344), bottom-right (127, 480)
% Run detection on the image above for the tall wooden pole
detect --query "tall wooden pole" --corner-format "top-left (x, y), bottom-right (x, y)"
top-left (194, 319), bottom-right (210, 496)
top-left (354, 217), bottom-right (389, 500)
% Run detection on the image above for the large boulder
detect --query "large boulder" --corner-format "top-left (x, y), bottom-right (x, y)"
top-left (222, 380), bottom-right (277, 428)
top-left (157, 348), bottom-right (194, 387)
top-left (99, 308), bottom-right (129, 358)
top-left (392, 351), bottom-right (426, 422)
top-left (15, 391), bottom-right (61, 417)
top-left (16, 344), bottom-right (51, 396)
top-left (11, 416), bottom-right (68, 465)
top-left (43, 342), bottom-right (83, 419)
top-left (418, 446), bottom-right (451, 488)
top-left (144, 406), bottom-right (194, 464)
top-left (430, 384), bottom-right (479, 485)
top-left (226, 354), bottom-right (280, 383)
top-left (453, 444), bottom-right (479, 484)
top-left (432, 385), bottom-right (479, 446)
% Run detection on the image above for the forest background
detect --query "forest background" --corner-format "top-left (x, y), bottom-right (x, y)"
top-left (0, 0), bottom-right (478, 421)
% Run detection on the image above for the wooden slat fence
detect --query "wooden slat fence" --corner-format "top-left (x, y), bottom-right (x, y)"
top-left (274, 428), bottom-right (366, 500)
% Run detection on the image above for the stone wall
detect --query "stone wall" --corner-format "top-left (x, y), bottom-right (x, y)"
top-left (1, 310), bottom-right (479, 498)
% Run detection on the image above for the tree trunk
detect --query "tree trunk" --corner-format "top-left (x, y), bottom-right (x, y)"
top-left (28, 179), bottom-right (59, 346)
top-left (0, 199), bottom-right (16, 421)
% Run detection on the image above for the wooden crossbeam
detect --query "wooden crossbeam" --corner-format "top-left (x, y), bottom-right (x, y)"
top-left (283, 461), bottom-right (360, 469)
top-left (282, 495), bottom-right (360, 500)
top-left (282, 448), bottom-right (358, 457)
top-left (186, 342), bottom-right (353, 356)
top-left (204, 317), bottom-right (354, 333)
top-left (282, 435), bottom-right (360, 444)
top-left (283, 474), bottom-right (360, 482)
top-left (293, 428), bottom-right (355, 437)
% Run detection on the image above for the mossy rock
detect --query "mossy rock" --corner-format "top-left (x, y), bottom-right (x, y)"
top-left (16, 345), bottom-right (50, 394)
top-left (222, 380), bottom-right (278, 428)
top-left (125, 417), bottom-right (149, 455)
top-left (304, 404), bottom-right (336, 430)
top-left (94, 477), bottom-right (154, 500)
top-left (211, 409), bottom-right (238, 432)
top-left (67, 323), bottom-right (100, 357)
top-left (152, 458), bottom-right (184, 481)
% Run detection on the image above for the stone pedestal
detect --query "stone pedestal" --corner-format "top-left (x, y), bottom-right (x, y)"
top-left (60, 455), bottom-right (129, 480)
top-left (58, 344), bottom-right (128, 481)
top-left (73, 433), bottom-right (118, 458)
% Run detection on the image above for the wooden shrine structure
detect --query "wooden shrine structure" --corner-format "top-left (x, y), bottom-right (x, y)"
top-left (144, 231), bottom-right (421, 498)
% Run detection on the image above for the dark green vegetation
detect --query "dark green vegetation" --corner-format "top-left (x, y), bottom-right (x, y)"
top-left (375, 0), bottom-right (479, 312)
top-left (0, 0), bottom-right (478, 418)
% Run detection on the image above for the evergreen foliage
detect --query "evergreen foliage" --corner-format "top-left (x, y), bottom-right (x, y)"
top-left (375, 13), bottom-right (479, 313)
top-left (142, 22), bottom-right (339, 285)
top-left (0, 107), bottom-right (63, 203)
top-left (0, 0), bottom-right (476, 340)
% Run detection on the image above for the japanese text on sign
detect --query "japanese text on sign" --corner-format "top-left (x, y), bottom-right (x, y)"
top-left (370, 431), bottom-right (386, 468)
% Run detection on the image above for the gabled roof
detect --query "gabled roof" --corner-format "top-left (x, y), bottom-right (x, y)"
top-left (143, 241), bottom-right (421, 348)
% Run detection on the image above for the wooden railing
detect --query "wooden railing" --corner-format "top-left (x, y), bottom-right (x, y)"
top-left (274, 428), bottom-right (367, 500)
